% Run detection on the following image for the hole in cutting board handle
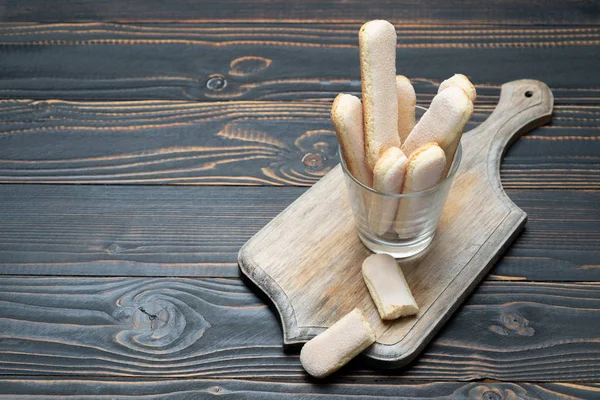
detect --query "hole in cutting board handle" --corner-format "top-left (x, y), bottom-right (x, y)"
top-left (525, 90), bottom-right (533, 97)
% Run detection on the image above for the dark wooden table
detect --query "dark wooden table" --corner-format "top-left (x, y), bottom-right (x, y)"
top-left (1, 2), bottom-right (599, 398)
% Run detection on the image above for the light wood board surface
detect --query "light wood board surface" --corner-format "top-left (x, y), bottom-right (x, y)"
top-left (239, 79), bottom-right (554, 366)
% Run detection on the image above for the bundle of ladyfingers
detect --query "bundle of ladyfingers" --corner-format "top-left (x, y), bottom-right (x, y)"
top-left (299, 20), bottom-right (477, 378)
top-left (332, 20), bottom-right (476, 201)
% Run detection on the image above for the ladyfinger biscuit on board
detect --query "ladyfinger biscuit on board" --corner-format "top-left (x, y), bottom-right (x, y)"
top-left (438, 73), bottom-right (477, 102)
top-left (368, 147), bottom-right (408, 235)
top-left (394, 143), bottom-right (446, 235)
top-left (359, 20), bottom-right (400, 170)
top-left (401, 86), bottom-right (472, 176)
top-left (331, 93), bottom-right (372, 187)
top-left (362, 253), bottom-right (419, 320)
top-left (396, 75), bottom-right (417, 143)
top-left (300, 308), bottom-right (376, 378)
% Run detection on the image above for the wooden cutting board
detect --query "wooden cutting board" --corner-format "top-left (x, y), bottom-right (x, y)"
top-left (239, 80), bottom-right (553, 367)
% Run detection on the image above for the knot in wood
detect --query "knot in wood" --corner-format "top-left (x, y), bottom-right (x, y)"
top-left (482, 391), bottom-right (502, 400)
top-left (504, 313), bottom-right (523, 330)
top-left (210, 386), bottom-right (223, 395)
top-left (206, 75), bottom-right (227, 91)
top-left (503, 313), bottom-right (535, 336)
top-left (107, 244), bottom-right (120, 254)
top-left (132, 302), bottom-right (167, 331)
top-left (113, 289), bottom-right (211, 354)
top-left (302, 152), bottom-right (324, 168)
top-left (138, 307), bottom-right (158, 322)
top-left (229, 56), bottom-right (272, 76)
top-left (489, 312), bottom-right (535, 336)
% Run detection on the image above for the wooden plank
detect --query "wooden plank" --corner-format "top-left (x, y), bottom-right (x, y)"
top-left (0, 23), bottom-right (599, 101)
top-left (0, 185), bottom-right (597, 280)
top-left (0, 184), bottom-right (302, 277)
top-left (0, 277), bottom-right (598, 381)
top-left (2, 2), bottom-right (599, 24)
top-left (0, 378), bottom-right (598, 399)
top-left (498, 190), bottom-right (600, 281)
top-left (0, 100), bottom-right (598, 188)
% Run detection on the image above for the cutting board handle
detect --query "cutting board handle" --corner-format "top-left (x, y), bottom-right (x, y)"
top-left (462, 79), bottom-right (553, 198)
top-left (471, 79), bottom-right (553, 172)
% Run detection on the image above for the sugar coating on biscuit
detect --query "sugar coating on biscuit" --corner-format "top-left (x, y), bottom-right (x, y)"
top-left (331, 94), bottom-right (372, 187)
top-left (396, 75), bottom-right (417, 143)
top-left (394, 143), bottom-right (446, 235)
top-left (300, 308), bottom-right (375, 378)
top-left (403, 143), bottom-right (447, 193)
top-left (369, 147), bottom-right (408, 235)
top-left (362, 253), bottom-right (419, 320)
top-left (401, 86), bottom-right (473, 160)
top-left (438, 74), bottom-right (477, 102)
top-left (373, 147), bottom-right (408, 193)
top-left (359, 20), bottom-right (400, 170)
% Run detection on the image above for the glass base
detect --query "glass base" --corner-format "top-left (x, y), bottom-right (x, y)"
top-left (358, 231), bottom-right (435, 259)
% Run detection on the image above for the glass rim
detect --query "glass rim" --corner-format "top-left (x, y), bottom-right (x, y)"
top-left (339, 107), bottom-right (462, 199)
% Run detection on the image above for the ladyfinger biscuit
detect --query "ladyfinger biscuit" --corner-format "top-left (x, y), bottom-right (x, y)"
top-left (300, 308), bottom-right (376, 378)
top-left (359, 20), bottom-right (400, 170)
top-left (362, 253), bottom-right (419, 320)
top-left (394, 143), bottom-right (446, 235)
top-left (396, 75), bottom-right (417, 143)
top-left (401, 143), bottom-right (447, 192)
top-left (331, 93), bottom-right (372, 187)
top-left (438, 73), bottom-right (476, 102)
top-left (402, 86), bottom-right (472, 177)
top-left (368, 147), bottom-right (408, 235)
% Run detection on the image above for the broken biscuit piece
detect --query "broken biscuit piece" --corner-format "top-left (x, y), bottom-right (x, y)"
top-left (362, 253), bottom-right (419, 320)
top-left (300, 308), bottom-right (376, 378)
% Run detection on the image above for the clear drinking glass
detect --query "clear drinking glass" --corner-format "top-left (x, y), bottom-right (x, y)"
top-left (341, 107), bottom-right (462, 258)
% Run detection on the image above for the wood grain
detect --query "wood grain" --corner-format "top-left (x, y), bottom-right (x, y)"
top-left (0, 100), bottom-right (338, 186)
top-left (239, 80), bottom-right (553, 365)
top-left (0, 185), bottom-right (597, 280)
top-left (2, 2), bottom-right (599, 24)
top-left (0, 100), bottom-right (598, 188)
top-left (0, 277), bottom-right (598, 381)
top-left (0, 22), bottom-right (599, 101)
top-left (402, 282), bottom-right (600, 382)
top-left (0, 378), bottom-right (599, 399)
top-left (498, 190), bottom-right (600, 281)
top-left (0, 1), bottom-right (597, 395)
top-left (0, 184), bottom-right (302, 277)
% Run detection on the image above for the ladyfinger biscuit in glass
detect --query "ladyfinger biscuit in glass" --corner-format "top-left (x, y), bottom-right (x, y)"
top-left (331, 93), bottom-right (372, 187)
top-left (300, 308), bottom-right (376, 378)
top-left (396, 75), bottom-right (417, 143)
top-left (362, 253), bottom-right (419, 320)
top-left (394, 143), bottom-right (446, 236)
top-left (436, 75), bottom-right (475, 176)
top-left (368, 147), bottom-right (408, 235)
top-left (359, 20), bottom-right (400, 171)
top-left (401, 86), bottom-right (473, 175)
top-left (438, 73), bottom-right (477, 102)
